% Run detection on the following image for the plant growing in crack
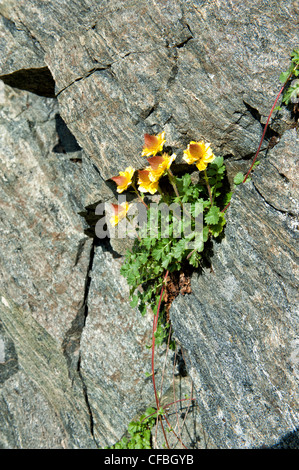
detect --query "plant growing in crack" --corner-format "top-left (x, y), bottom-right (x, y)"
top-left (231, 48), bottom-right (299, 195)
top-left (105, 47), bottom-right (299, 449)
top-left (107, 131), bottom-right (230, 448)
top-left (110, 132), bottom-right (230, 329)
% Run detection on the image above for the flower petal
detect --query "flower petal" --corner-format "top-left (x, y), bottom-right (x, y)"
top-left (138, 168), bottom-right (159, 194)
top-left (111, 166), bottom-right (135, 193)
top-left (109, 202), bottom-right (131, 226)
top-left (183, 140), bottom-right (215, 170)
top-left (141, 131), bottom-right (166, 157)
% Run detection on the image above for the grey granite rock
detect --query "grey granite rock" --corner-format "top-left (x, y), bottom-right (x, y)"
top-left (1, 0), bottom-right (297, 180)
top-left (46, 0), bottom-right (297, 180)
top-left (0, 0), bottom-right (298, 450)
top-left (0, 83), bottom-right (108, 447)
top-left (0, 82), bottom-right (101, 342)
top-left (0, 82), bottom-right (193, 449)
top-left (0, 13), bottom-right (45, 75)
top-left (170, 130), bottom-right (299, 449)
top-left (80, 244), bottom-right (169, 446)
top-left (0, 296), bottom-right (96, 449)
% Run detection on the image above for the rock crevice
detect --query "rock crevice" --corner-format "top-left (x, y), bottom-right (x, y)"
top-left (0, 0), bottom-right (298, 449)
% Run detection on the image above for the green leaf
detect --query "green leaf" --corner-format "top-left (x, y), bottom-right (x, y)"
top-left (209, 212), bottom-right (226, 237)
top-left (191, 201), bottom-right (203, 217)
top-left (202, 225), bottom-right (210, 242)
top-left (171, 238), bottom-right (187, 260)
top-left (223, 191), bottom-right (233, 206)
top-left (182, 173), bottom-right (192, 189)
top-left (211, 156), bottom-right (224, 168)
top-left (189, 251), bottom-right (201, 268)
top-left (161, 254), bottom-right (173, 269)
top-left (205, 205), bottom-right (220, 225)
top-left (189, 232), bottom-right (205, 252)
top-left (233, 172), bottom-right (244, 185)
top-left (130, 294), bottom-right (139, 308)
top-left (282, 80), bottom-right (299, 105)
top-left (152, 245), bottom-right (165, 261)
top-left (144, 371), bottom-right (152, 377)
top-left (145, 407), bottom-right (157, 418)
top-left (279, 69), bottom-right (291, 84)
top-left (291, 49), bottom-right (299, 64)
top-left (138, 300), bottom-right (148, 316)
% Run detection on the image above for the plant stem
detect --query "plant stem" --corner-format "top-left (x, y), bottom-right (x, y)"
top-left (203, 170), bottom-right (213, 205)
top-left (166, 169), bottom-right (197, 226)
top-left (125, 215), bottom-right (141, 242)
top-left (222, 64), bottom-right (298, 213)
top-left (157, 185), bottom-right (169, 204)
top-left (131, 182), bottom-right (149, 209)
top-left (166, 169), bottom-right (184, 209)
top-left (243, 64), bottom-right (298, 184)
top-left (151, 270), bottom-right (169, 448)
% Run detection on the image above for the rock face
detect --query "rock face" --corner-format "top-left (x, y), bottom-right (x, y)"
top-left (0, 0), bottom-right (298, 449)
top-left (0, 82), bottom-right (187, 448)
top-left (171, 129), bottom-right (299, 448)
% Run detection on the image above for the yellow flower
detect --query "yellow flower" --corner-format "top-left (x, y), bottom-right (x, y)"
top-left (183, 141), bottom-right (215, 171)
top-left (141, 131), bottom-right (166, 157)
top-left (137, 168), bottom-right (159, 194)
top-left (109, 202), bottom-right (131, 226)
top-left (147, 152), bottom-right (176, 181)
top-left (110, 166), bottom-right (135, 193)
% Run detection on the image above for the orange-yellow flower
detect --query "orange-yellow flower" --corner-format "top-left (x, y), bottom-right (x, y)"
top-left (137, 168), bottom-right (159, 194)
top-left (109, 202), bottom-right (132, 226)
top-left (141, 131), bottom-right (166, 157)
top-left (183, 141), bottom-right (215, 171)
top-left (110, 166), bottom-right (135, 193)
top-left (147, 152), bottom-right (176, 181)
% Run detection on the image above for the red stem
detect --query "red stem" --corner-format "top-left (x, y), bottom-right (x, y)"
top-left (222, 66), bottom-right (297, 213)
top-left (151, 270), bottom-right (169, 447)
top-left (151, 270), bottom-right (168, 406)
top-left (242, 82), bottom-right (286, 183)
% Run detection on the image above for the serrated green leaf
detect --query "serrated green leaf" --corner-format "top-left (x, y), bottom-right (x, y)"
top-left (130, 294), bottom-right (139, 308)
top-left (191, 200), bottom-right (204, 217)
top-left (192, 237), bottom-right (204, 252)
top-left (205, 205), bottom-right (220, 225)
top-left (233, 172), bottom-right (244, 185)
top-left (282, 81), bottom-right (299, 105)
top-left (189, 251), bottom-right (201, 267)
top-left (171, 238), bottom-right (187, 259)
top-left (152, 246), bottom-right (164, 261)
top-left (279, 70), bottom-right (290, 83)
top-left (209, 212), bottom-right (226, 237)
top-left (182, 173), bottom-right (192, 189)
top-left (211, 156), bottom-right (224, 168)
top-left (223, 191), bottom-right (233, 206)
top-left (161, 254), bottom-right (173, 269)
top-left (202, 225), bottom-right (210, 242)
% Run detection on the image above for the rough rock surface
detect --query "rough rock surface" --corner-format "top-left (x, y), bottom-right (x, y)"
top-left (0, 0), bottom-right (298, 449)
top-left (0, 82), bottom-right (196, 448)
top-left (0, 297), bottom-right (96, 449)
top-left (171, 130), bottom-right (299, 449)
top-left (48, 0), bottom-right (298, 179)
top-left (1, 0), bottom-right (297, 178)
top-left (0, 82), bottom-right (106, 342)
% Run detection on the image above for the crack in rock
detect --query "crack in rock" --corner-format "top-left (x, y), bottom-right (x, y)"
top-left (55, 66), bottom-right (113, 97)
top-left (62, 238), bottom-right (96, 441)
